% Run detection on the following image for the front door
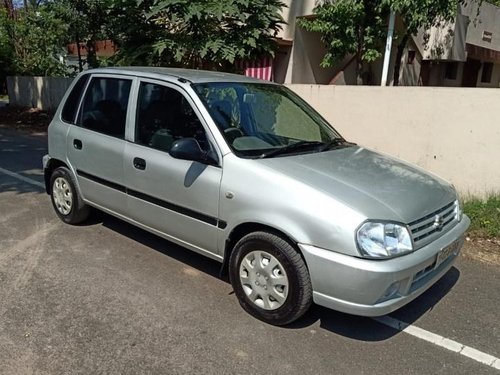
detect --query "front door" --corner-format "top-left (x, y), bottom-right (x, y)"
top-left (67, 75), bottom-right (133, 216)
top-left (461, 59), bottom-right (481, 87)
top-left (124, 80), bottom-right (223, 259)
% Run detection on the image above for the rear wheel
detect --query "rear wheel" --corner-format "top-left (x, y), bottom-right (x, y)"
top-left (229, 231), bottom-right (313, 326)
top-left (50, 167), bottom-right (90, 224)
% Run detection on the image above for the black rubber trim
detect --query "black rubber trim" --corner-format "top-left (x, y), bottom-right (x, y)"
top-left (76, 169), bottom-right (226, 228)
top-left (127, 188), bottom-right (218, 226)
top-left (77, 170), bottom-right (126, 193)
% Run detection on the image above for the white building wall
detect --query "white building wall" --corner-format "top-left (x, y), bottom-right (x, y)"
top-left (277, 0), bottom-right (316, 41)
top-left (463, 1), bottom-right (500, 52)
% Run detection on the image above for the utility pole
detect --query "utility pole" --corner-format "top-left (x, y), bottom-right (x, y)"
top-left (381, 11), bottom-right (395, 86)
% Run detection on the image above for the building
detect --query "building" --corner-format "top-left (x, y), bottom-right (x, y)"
top-left (273, 0), bottom-right (500, 87)
top-left (66, 40), bottom-right (118, 70)
top-left (420, 1), bottom-right (500, 87)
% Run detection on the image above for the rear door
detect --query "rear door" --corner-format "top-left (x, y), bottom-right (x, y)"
top-left (67, 74), bottom-right (134, 216)
top-left (124, 79), bottom-right (223, 259)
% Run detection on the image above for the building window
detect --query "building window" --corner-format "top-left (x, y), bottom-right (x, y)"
top-left (481, 62), bottom-right (493, 83)
top-left (445, 62), bottom-right (459, 80)
top-left (407, 50), bottom-right (416, 65)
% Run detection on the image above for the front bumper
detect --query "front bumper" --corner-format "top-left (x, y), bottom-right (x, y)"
top-left (299, 215), bottom-right (470, 316)
top-left (42, 154), bottom-right (51, 194)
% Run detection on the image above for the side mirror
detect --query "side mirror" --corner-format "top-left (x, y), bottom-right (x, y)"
top-left (169, 138), bottom-right (217, 165)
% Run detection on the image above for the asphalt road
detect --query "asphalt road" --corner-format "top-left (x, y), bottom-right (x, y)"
top-left (0, 127), bottom-right (499, 374)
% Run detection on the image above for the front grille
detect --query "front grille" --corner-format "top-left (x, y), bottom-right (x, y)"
top-left (409, 201), bottom-right (457, 246)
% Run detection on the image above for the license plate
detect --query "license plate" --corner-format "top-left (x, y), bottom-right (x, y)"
top-left (436, 238), bottom-right (462, 266)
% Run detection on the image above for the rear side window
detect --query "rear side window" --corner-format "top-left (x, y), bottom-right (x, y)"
top-left (79, 77), bottom-right (132, 138)
top-left (61, 74), bottom-right (89, 124)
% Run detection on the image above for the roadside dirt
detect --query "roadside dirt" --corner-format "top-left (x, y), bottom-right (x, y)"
top-left (461, 237), bottom-right (500, 266)
top-left (0, 105), bottom-right (52, 134)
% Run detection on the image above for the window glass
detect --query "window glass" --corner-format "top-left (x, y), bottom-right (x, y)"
top-left (252, 91), bottom-right (323, 141)
top-left (62, 74), bottom-right (89, 123)
top-left (79, 77), bottom-right (132, 138)
top-left (194, 83), bottom-right (341, 157)
top-left (197, 87), bottom-right (241, 130)
top-left (136, 82), bottom-right (208, 153)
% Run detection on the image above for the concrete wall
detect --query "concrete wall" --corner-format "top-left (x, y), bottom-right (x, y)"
top-left (7, 76), bottom-right (73, 111)
top-left (287, 84), bottom-right (500, 196)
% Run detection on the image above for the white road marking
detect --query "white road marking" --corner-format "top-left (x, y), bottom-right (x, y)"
top-left (0, 166), bottom-right (45, 189)
top-left (373, 316), bottom-right (500, 370)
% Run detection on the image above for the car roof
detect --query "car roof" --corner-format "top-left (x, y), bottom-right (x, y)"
top-left (88, 67), bottom-right (275, 85)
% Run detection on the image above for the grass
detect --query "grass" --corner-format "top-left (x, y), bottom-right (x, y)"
top-left (463, 195), bottom-right (500, 239)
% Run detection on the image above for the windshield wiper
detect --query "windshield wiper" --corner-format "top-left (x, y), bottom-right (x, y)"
top-left (259, 141), bottom-right (325, 159)
top-left (320, 138), bottom-right (356, 151)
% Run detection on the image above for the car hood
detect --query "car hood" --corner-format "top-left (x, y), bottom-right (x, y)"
top-left (257, 146), bottom-right (456, 223)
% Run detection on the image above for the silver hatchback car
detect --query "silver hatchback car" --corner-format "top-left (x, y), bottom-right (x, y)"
top-left (44, 67), bottom-right (470, 325)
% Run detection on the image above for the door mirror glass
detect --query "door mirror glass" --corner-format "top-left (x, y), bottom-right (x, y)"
top-left (169, 138), bottom-right (216, 165)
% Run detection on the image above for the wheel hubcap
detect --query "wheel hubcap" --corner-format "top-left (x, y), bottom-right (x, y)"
top-left (239, 251), bottom-right (289, 310)
top-left (52, 177), bottom-right (73, 215)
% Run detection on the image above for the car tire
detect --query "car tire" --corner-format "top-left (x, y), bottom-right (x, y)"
top-left (229, 231), bottom-right (313, 326)
top-left (50, 167), bottom-right (90, 224)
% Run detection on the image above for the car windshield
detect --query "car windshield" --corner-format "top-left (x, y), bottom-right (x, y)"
top-left (192, 82), bottom-right (346, 158)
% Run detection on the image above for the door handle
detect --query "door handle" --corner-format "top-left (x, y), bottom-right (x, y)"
top-left (133, 157), bottom-right (146, 170)
top-left (73, 139), bottom-right (83, 150)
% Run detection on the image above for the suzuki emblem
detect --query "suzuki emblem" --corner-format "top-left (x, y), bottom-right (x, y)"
top-left (433, 214), bottom-right (444, 231)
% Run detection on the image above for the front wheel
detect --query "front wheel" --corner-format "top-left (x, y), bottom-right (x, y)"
top-left (50, 167), bottom-right (90, 224)
top-left (229, 231), bottom-right (313, 326)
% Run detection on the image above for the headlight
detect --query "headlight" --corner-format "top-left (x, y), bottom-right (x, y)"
top-left (356, 221), bottom-right (413, 258)
top-left (454, 200), bottom-right (463, 222)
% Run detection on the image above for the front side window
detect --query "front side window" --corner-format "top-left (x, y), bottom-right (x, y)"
top-left (79, 77), bottom-right (132, 138)
top-left (193, 82), bottom-right (345, 158)
top-left (135, 82), bottom-right (209, 153)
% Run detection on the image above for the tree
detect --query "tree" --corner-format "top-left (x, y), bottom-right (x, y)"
top-left (2, 0), bottom-right (14, 18)
top-left (105, 0), bottom-right (161, 66)
top-left (9, 6), bottom-right (69, 76)
top-left (0, 8), bottom-right (14, 93)
top-left (130, 0), bottom-right (286, 70)
top-left (51, 0), bottom-right (112, 70)
top-left (298, 0), bottom-right (388, 84)
top-left (299, 0), bottom-right (467, 85)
